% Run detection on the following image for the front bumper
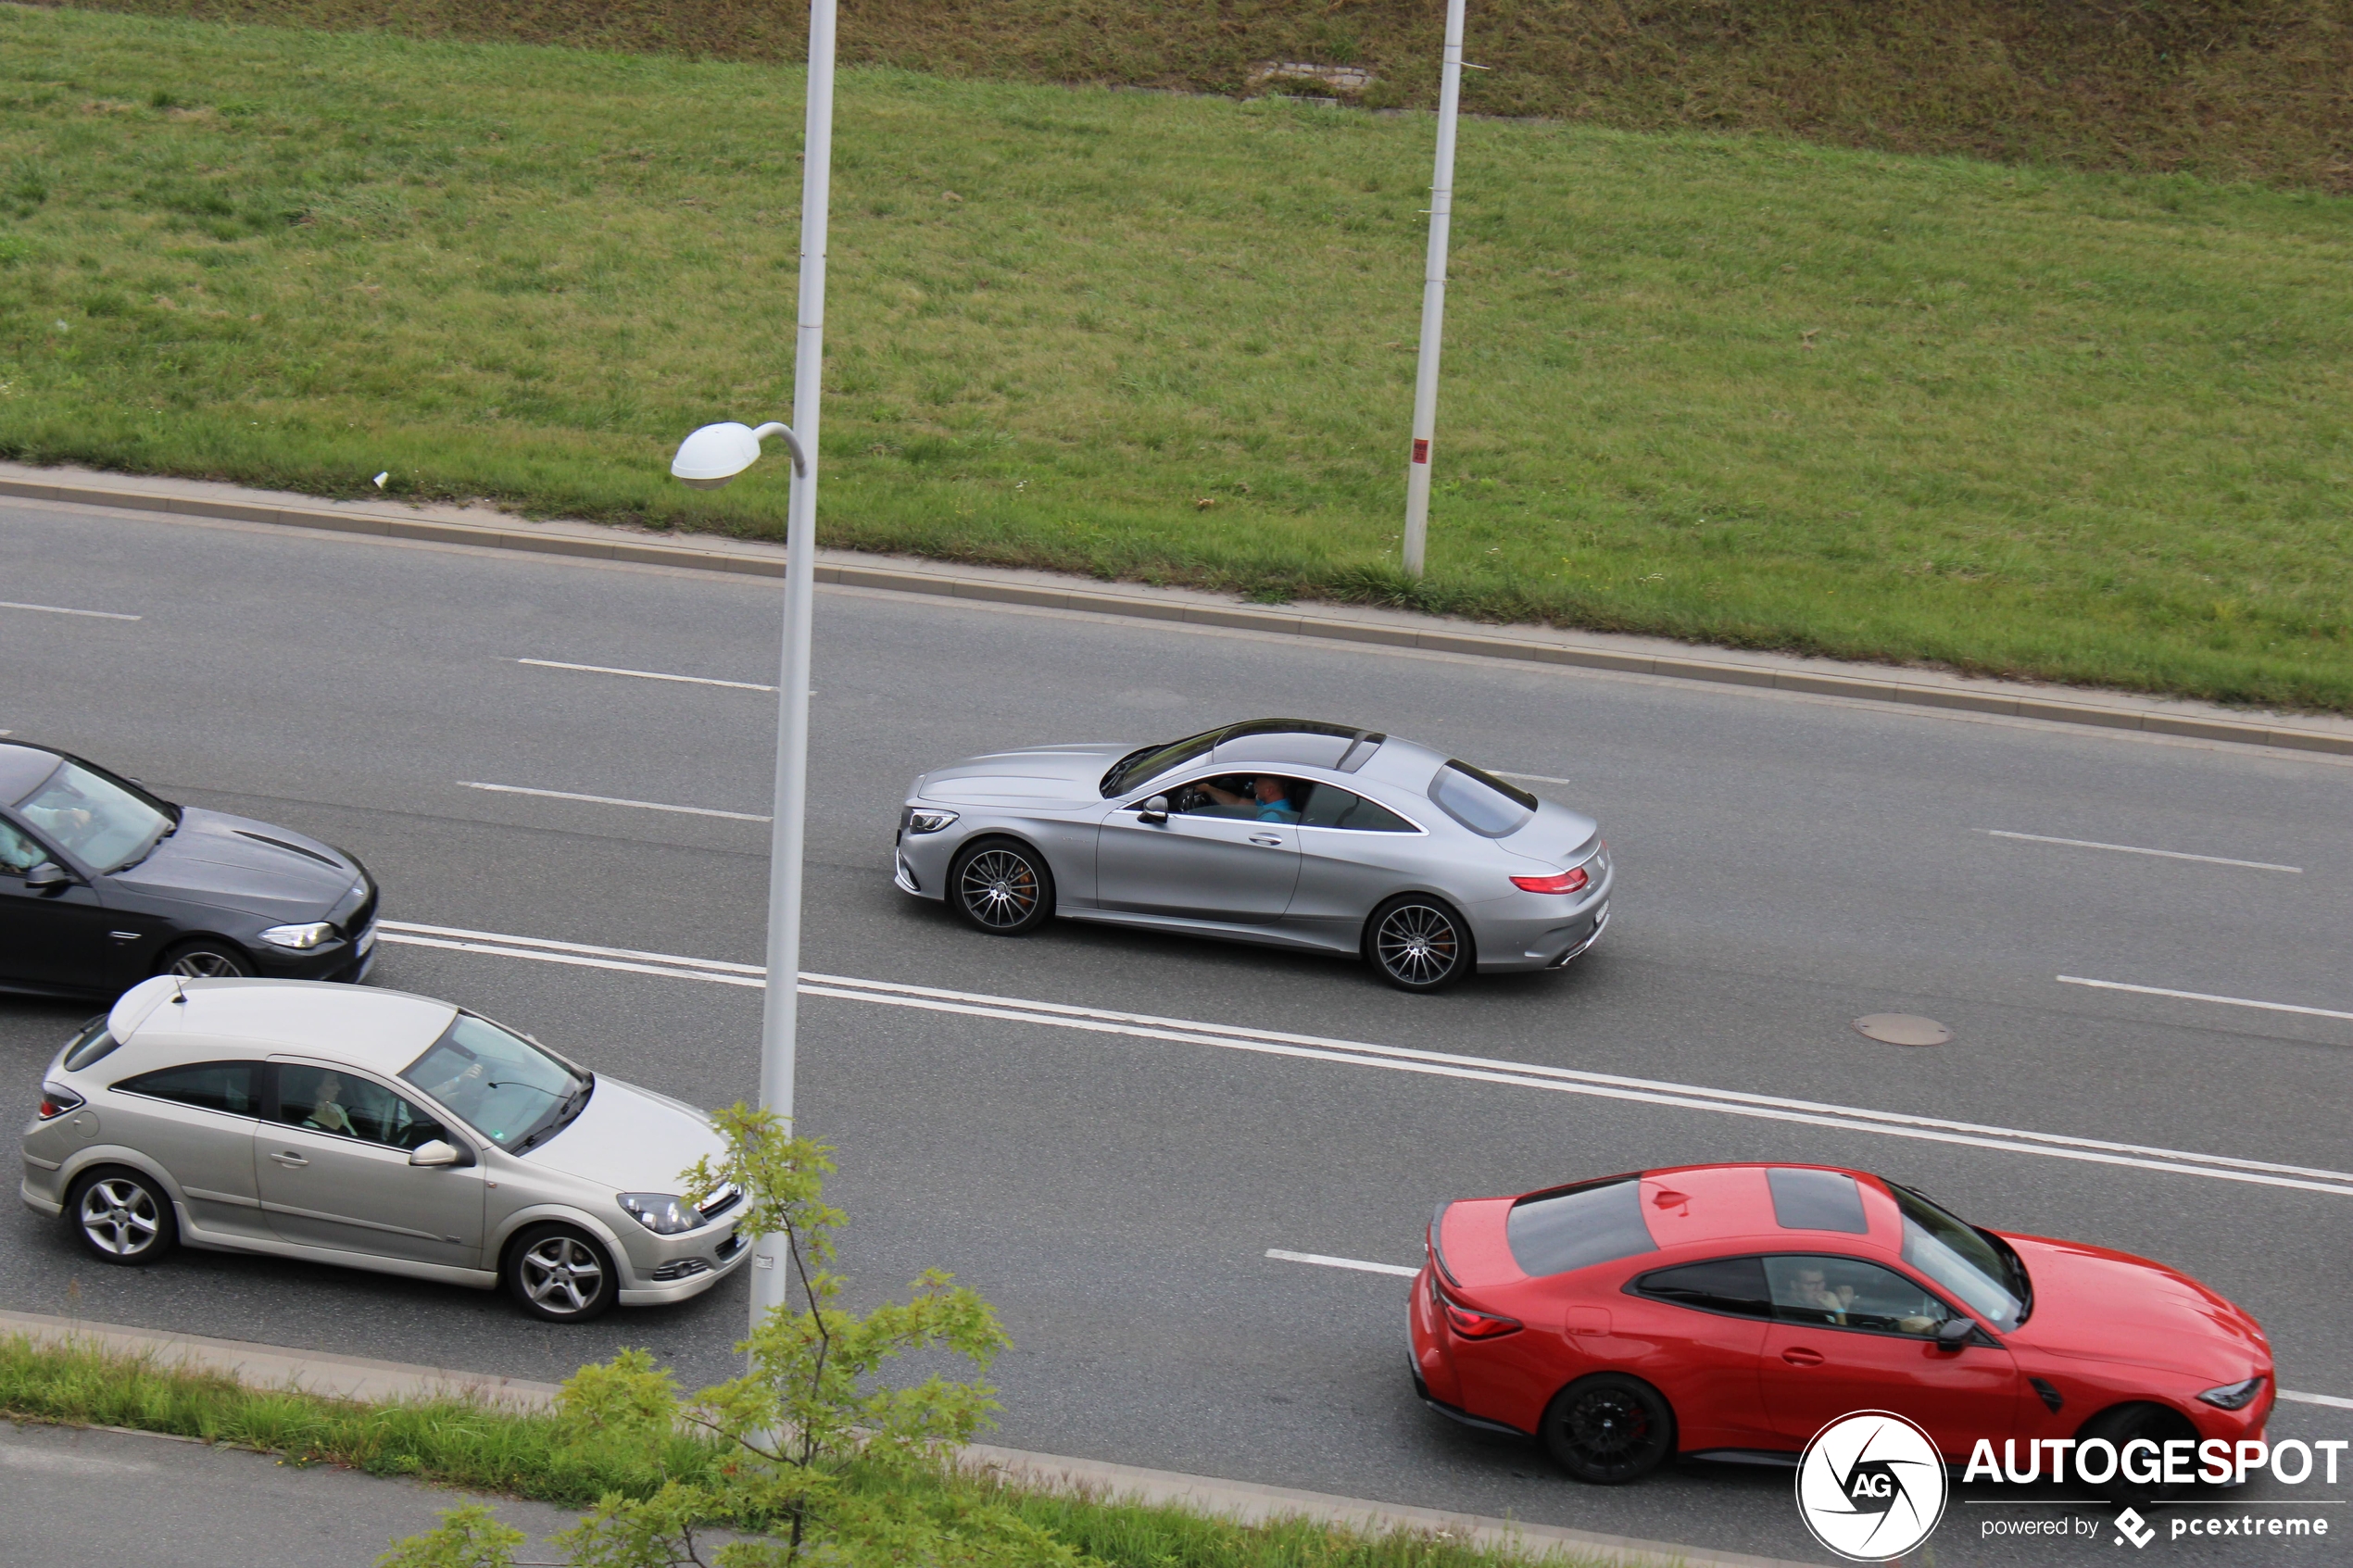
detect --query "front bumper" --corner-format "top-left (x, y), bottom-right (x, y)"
top-left (254, 922), bottom-right (377, 984)
top-left (615, 1223), bottom-right (751, 1306)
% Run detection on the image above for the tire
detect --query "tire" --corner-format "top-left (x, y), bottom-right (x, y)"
top-left (159, 939), bottom-right (254, 980)
top-left (505, 1224), bottom-right (618, 1322)
top-left (2071, 1402), bottom-right (2200, 1504)
top-left (67, 1166), bottom-right (179, 1266)
top-left (1542, 1374), bottom-right (1677, 1484)
top-left (1365, 895), bottom-right (1475, 992)
top-left (949, 838), bottom-right (1055, 935)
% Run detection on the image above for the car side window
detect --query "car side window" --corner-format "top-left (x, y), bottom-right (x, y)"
top-left (116, 1060), bottom-right (261, 1117)
top-left (1298, 784), bottom-right (1415, 832)
top-left (1633, 1256), bottom-right (1772, 1318)
top-left (1764, 1254), bottom-right (1956, 1338)
top-left (1165, 774), bottom-right (1306, 824)
top-left (278, 1063), bottom-right (446, 1150)
top-left (0, 817), bottom-right (46, 874)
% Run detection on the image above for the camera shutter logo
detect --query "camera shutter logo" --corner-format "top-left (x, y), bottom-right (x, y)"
top-left (1794, 1411), bottom-right (1949, 1562)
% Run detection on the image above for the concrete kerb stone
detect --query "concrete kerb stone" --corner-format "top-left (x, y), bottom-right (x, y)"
top-left (0, 1310), bottom-right (1814, 1568)
top-left (6, 467), bottom-right (2349, 760)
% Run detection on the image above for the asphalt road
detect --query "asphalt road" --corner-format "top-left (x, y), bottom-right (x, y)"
top-left (5, 497), bottom-right (2349, 1564)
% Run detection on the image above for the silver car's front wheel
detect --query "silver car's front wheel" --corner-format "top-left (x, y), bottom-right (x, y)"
top-left (950, 839), bottom-right (1054, 935)
top-left (1368, 896), bottom-right (1473, 992)
top-left (69, 1169), bottom-right (177, 1265)
top-left (507, 1224), bottom-right (616, 1322)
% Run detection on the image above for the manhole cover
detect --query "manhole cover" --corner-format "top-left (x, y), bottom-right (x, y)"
top-left (1853, 1013), bottom-right (1953, 1047)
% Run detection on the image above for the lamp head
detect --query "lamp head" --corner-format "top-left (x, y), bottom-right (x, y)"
top-left (671, 421), bottom-right (763, 490)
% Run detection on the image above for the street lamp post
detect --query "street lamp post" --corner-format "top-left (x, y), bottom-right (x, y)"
top-left (667, 0), bottom-right (838, 1355)
top-left (1402, 0), bottom-right (1468, 579)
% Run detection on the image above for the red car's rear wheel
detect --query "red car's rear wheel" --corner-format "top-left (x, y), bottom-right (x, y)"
top-left (1542, 1374), bottom-right (1677, 1484)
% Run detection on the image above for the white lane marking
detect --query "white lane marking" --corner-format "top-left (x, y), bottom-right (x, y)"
top-left (516, 658), bottom-right (775, 693)
top-left (455, 782), bottom-right (771, 822)
top-left (2282, 1390), bottom-right (2353, 1411)
top-left (0, 599), bottom-right (142, 621)
top-left (375, 921), bottom-right (2353, 1199)
top-left (1984, 830), bottom-right (2302, 874)
top-left (1266, 1248), bottom-right (1418, 1278)
top-left (1496, 771), bottom-right (1574, 785)
top-left (2057, 976), bottom-right (2353, 1024)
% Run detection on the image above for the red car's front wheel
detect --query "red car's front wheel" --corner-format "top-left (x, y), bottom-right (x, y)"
top-left (1542, 1374), bottom-right (1677, 1484)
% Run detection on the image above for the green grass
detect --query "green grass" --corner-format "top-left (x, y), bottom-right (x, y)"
top-left (4, 7), bottom-right (2351, 711)
top-left (0, 1335), bottom-right (1594, 1566)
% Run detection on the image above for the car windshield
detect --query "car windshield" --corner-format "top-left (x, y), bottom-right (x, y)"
top-left (1891, 1183), bottom-right (2029, 1331)
top-left (1428, 760), bottom-right (1537, 837)
top-left (14, 760), bottom-right (174, 872)
top-left (1101, 726), bottom-right (1221, 797)
top-left (402, 1013), bottom-right (590, 1152)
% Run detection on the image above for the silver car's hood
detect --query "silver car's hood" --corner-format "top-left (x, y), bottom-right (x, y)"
top-left (519, 1076), bottom-right (723, 1195)
top-left (916, 743), bottom-right (1130, 806)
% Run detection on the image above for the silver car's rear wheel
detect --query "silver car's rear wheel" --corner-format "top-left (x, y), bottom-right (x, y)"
top-left (69, 1168), bottom-right (177, 1265)
top-left (1367, 896), bottom-right (1473, 991)
top-left (950, 840), bottom-right (1054, 935)
top-left (507, 1224), bottom-right (616, 1322)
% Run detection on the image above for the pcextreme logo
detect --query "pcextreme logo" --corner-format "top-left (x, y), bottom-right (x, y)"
top-left (1794, 1411), bottom-right (1949, 1562)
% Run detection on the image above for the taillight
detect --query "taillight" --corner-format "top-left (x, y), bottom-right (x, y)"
top-left (1437, 1285), bottom-right (1522, 1339)
top-left (37, 1085), bottom-right (83, 1121)
top-left (1510, 865), bottom-right (1590, 896)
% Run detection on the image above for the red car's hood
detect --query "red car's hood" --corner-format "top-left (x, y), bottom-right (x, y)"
top-left (2004, 1233), bottom-right (2269, 1381)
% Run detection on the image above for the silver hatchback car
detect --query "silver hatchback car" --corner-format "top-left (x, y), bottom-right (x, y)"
top-left (19, 977), bottom-right (749, 1321)
top-left (895, 719), bottom-right (1612, 990)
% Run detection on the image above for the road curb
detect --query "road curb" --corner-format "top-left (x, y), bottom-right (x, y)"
top-left (1, 1310), bottom-right (1816, 1567)
top-left (9, 469), bottom-right (2345, 759)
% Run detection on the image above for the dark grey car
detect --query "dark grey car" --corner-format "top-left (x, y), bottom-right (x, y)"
top-left (894, 719), bottom-right (1611, 990)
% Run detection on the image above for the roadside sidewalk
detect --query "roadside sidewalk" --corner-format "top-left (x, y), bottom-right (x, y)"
top-left (0, 1309), bottom-right (1821, 1568)
top-left (6, 458), bottom-right (2348, 760)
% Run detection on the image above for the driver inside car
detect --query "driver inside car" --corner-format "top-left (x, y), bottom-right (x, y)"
top-left (1194, 776), bottom-right (1301, 823)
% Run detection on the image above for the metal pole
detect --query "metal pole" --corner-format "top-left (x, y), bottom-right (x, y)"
top-left (1402, 0), bottom-right (1466, 579)
top-left (750, 0), bottom-right (837, 1353)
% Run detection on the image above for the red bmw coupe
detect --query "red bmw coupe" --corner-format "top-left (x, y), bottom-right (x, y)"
top-left (1409, 1163), bottom-right (2273, 1486)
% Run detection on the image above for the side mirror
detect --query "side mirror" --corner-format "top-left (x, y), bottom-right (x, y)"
top-left (409, 1139), bottom-right (462, 1168)
top-left (1935, 1317), bottom-right (1976, 1350)
top-left (25, 861), bottom-right (71, 891)
top-left (1138, 796), bottom-right (1169, 825)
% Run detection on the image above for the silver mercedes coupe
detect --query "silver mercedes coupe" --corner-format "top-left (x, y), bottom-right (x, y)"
top-left (894, 719), bottom-right (1612, 990)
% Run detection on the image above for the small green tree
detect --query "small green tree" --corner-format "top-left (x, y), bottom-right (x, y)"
top-left (382, 1106), bottom-right (1070, 1568)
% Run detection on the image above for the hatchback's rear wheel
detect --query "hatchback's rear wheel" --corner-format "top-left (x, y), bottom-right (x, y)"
top-left (68, 1167), bottom-right (178, 1266)
top-left (1542, 1374), bottom-right (1676, 1484)
top-left (1365, 896), bottom-right (1473, 991)
top-left (506, 1224), bottom-right (616, 1322)
top-left (950, 839), bottom-right (1054, 935)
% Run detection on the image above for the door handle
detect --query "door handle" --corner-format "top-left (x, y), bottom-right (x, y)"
top-left (270, 1151), bottom-right (309, 1168)
top-left (1781, 1347), bottom-right (1824, 1367)
top-left (1248, 834), bottom-right (1284, 847)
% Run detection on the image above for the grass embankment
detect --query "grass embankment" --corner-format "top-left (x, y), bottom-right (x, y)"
top-left (54, 0), bottom-right (2353, 194)
top-left (0, 1335), bottom-right (1580, 1567)
top-left (2, 8), bottom-right (2350, 711)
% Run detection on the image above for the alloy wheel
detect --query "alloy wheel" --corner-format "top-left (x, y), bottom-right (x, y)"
top-left (519, 1235), bottom-right (606, 1315)
top-left (959, 849), bottom-right (1039, 929)
top-left (79, 1177), bottom-right (162, 1259)
top-left (169, 948), bottom-right (247, 979)
top-left (1375, 903), bottom-right (1460, 986)
top-left (1561, 1385), bottom-right (1652, 1469)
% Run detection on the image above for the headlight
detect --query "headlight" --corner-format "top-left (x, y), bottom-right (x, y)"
top-left (2196, 1375), bottom-right (2267, 1411)
top-left (901, 807), bottom-right (959, 834)
top-left (258, 922), bottom-right (337, 950)
top-left (619, 1193), bottom-right (698, 1235)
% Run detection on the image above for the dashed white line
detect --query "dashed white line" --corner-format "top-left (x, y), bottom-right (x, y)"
top-left (516, 658), bottom-right (774, 693)
top-left (1985, 830), bottom-right (2302, 874)
top-left (1265, 1248), bottom-right (1418, 1277)
top-left (2282, 1390), bottom-right (2353, 1411)
top-left (2057, 976), bottom-right (2353, 1025)
top-left (455, 782), bottom-right (771, 822)
top-left (375, 920), bottom-right (2353, 1199)
top-left (0, 599), bottom-right (142, 621)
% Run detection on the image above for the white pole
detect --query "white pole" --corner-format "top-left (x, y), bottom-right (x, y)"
top-left (1402, 0), bottom-right (1466, 580)
top-left (750, 0), bottom-right (837, 1353)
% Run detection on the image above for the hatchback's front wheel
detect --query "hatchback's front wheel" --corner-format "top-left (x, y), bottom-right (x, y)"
top-left (1365, 896), bottom-right (1473, 991)
top-left (506, 1224), bottom-right (616, 1322)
